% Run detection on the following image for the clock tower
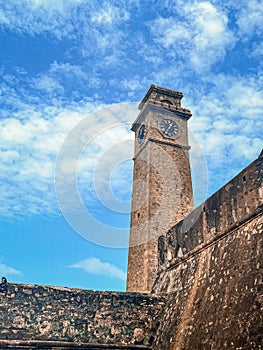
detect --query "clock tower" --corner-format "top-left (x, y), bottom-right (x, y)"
top-left (126, 85), bottom-right (194, 293)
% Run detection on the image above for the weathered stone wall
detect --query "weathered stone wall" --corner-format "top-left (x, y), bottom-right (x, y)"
top-left (152, 154), bottom-right (263, 349)
top-left (0, 283), bottom-right (166, 349)
top-left (154, 154), bottom-right (262, 284)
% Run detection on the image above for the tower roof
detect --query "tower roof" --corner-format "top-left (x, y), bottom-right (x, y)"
top-left (131, 84), bottom-right (191, 132)
top-left (139, 84), bottom-right (183, 110)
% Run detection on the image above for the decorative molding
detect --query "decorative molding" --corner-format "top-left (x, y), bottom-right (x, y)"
top-left (133, 138), bottom-right (190, 160)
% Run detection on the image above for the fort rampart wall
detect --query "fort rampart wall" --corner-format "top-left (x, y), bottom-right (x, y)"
top-left (0, 284), bottom-right (166, 349)
top-left (152, 153), bottom-right (263, 349)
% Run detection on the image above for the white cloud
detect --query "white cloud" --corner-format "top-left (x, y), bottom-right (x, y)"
top-left (249, 41), bottom-right (263, 58)
top-left (68, 257), bottom-right (126, 280)
top-left (0, 261), bottom-right (22, 277)
top-left (55, 104), bottom-right (136, 218)
top-left (237, 0), bottom-right (263, 38)
top-left (0, 8), bottom-right (9, 25)
top-left (49, 62), bottom-right (87, 80)
top-left (187, 72), bottom-right (263, 193)
top-left (149, 17), bottom-right (191, 48)
top-left (35, 75), bottom-right (64, 95)
top-left (0, 99), bottom-right (138, 217)
top-left (91, 3), bottom-right (130, 25)
top-left (0, 105), bottom-right (92, 217)
top-left (0, 2), bottom-right (71, 38)
top-left (187, 2), bottom-right (234, 68)
top-left (0, 1), bottom-right (130, 55)
top-left (149, 1), bottom-right (235, 72)
top-left (26, 0), bottom-right (85, 12)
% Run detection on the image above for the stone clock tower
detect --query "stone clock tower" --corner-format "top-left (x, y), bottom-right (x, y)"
top-left (126, 85), bottom-right (194, 293)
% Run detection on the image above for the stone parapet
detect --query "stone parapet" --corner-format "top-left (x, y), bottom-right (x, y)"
top-left (0, 284), bottom-right (166, 348)
top-left (154, 152), bottom-right (263, 282)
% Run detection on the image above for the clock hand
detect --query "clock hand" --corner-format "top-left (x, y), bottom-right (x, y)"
top-left (165, 124), bottom-right (172, 133)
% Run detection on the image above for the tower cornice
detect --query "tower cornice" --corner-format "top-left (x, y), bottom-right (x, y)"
top-left (131, 103), bottom-right (192, 132)
top-left (133, 138), bottom-right (191, 160)
top-left (139, 84), bottom-right (184, 109)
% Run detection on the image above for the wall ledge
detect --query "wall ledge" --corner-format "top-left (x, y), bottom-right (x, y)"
top-left (165, 210), bottom-right (263, 272)
top-left (0, 340), bottom-right (151, 349)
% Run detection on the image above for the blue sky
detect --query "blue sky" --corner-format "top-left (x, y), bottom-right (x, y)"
top-left (0, 0), bottom-right (262, 291)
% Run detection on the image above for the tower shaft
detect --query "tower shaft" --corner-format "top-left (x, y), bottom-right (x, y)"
top-left (127, 85), bottom-right (194, 293)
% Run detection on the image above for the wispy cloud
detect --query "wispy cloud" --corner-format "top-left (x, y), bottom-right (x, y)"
top-left (68, 257), bottom-right (126, 281)
top-left (237, 0), bottom-right (263, 38)
top-left (149, 1), bottom-right (235, 72)
top-left (188, 73), bottom-right (263, 192)
top-left (0, 261), bottom-right (22, 277)
top-left (0, 102), bottom-right (94, 217)
top-left (0, 98), bottom-right (137, 218)
top-left (0, 1), bottom-right (130, 57)
top-left (90, 2), bottom-right (130, 25)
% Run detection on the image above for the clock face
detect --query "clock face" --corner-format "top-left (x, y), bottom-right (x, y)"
top-left (138, 124), bottom-right (146, 144)
top-left (160, 119), bottom-right (178, 137)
